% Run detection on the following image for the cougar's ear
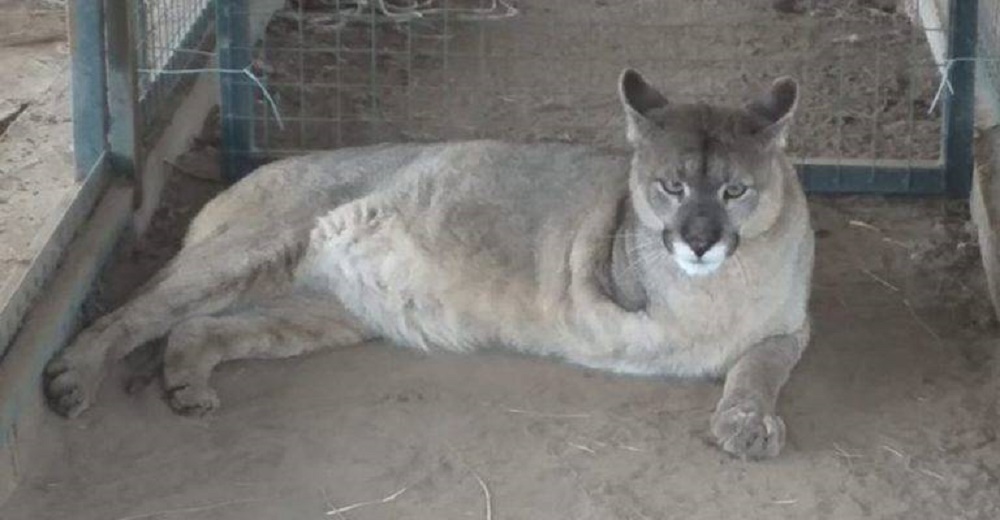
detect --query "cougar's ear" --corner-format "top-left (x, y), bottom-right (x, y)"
top-left (619, 68), bottom-right (669, 145)
top-left (746, 77), bottom-right (798, 148)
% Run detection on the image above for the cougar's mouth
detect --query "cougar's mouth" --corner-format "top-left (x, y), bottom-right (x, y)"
top-left (671, 240), bottom-right (728, 276)
top-left (661, 228), bottom-right (739, 277)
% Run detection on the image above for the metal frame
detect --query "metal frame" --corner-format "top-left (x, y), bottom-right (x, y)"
top-left (0, 0), bottom-right (129, 359)
top-left (799, 0), bottom-right (977, 197)
top-left (0, 0), bottom-right (141, 360)
top-left (218, 0), bottom-right (256, 181)
top-left (943, 0), bottom-right (978, 197)
top-left (215, 0), bottom-right (980, 197)
top-left (105, 0), bottom-right (142, 202)
top-left (0, 0), bottom-right (138, 445)
top-left (796, 158), bottom-right (947, 196)
top-left (69, 0), bottom-right (108, 181)
top-left (137, 1), bottom-right (216, 146)
top-left (0, 0), bottom-right (219, 448)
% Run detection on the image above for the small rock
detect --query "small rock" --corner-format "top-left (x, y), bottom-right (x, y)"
top-left (772, 0), bottom-right (806, 14)
top-left (860, 0), bottom-right (897, 14)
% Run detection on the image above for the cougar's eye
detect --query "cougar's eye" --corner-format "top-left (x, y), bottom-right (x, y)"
top-left (723, 183), bottom-right (748, 200)
top-left (659, 179), bottom-right (685, 197)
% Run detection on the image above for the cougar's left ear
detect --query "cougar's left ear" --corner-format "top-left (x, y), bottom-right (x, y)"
top-left (618, 68), bottom-right (669, 146)
top-left (746, 77), bottom-right (798, 148)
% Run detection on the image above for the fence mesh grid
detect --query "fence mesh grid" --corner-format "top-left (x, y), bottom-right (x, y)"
top-left (981, 0), bottom-right (1000, 122)
top-left (212, 0), bottom-right (946, 169)
top-left (136, 0), bottom-right (215, 137)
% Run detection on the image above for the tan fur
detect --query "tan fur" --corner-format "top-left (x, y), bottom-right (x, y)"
top-left (44, 70), bottom-right (813, 459)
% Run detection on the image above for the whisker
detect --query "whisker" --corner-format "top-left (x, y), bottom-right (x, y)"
top-left (732, 252), bottom-right (750, 286)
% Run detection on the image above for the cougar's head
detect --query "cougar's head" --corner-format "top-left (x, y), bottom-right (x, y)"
top-left (619, 69), bottom-right (798, 277)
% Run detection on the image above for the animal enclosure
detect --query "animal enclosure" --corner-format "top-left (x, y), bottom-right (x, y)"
top-left (2, 1), bottom-right (1000, 518)
top-left (0, 0), bottom-right (987, 449)
top-left (208, 0), bottom-right (979, 196)
top-left (136, 0), bottom-right (215, 136)
top-left (10, 1), bottom-right (974, 364)
top-left (65, 0), bottom-right (986, 198)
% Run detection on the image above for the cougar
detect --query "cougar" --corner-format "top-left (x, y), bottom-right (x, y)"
top-left (44, 69), bottom-right (813, 459)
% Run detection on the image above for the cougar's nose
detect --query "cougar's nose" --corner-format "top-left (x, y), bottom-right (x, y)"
top-left (681, 214), bottom-right (722, 258)
top-left (686, 236), bottom-right (715, 257)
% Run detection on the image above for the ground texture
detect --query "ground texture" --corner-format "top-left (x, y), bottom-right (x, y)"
top-left (0, 0), bottom-right (74, 298)
top-left (1, 174), bottom-right (998, 519)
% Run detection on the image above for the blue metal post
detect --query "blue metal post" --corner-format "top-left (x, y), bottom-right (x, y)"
top-left (797, 161), bottom-right (945, 196)
top-left (68, 0), bottom-right (108, 181)
top-left (105, 0), bottom-right (141, 193)
top-left (218, 0), bottom-right (255, 182)
top-left (136, 0), bottom-right (149, 97)
top-left (943, 0), bottom-right (978, 198)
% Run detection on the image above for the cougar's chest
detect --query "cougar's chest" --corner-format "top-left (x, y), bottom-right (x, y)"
top-left (661, 246), bottom-right (800, 352)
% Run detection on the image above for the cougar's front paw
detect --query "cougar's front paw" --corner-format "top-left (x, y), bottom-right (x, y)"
top-left (711, 400), bottom-right (786, 459)
top-left (43, 353), bottom-right (102, 419)
top-left (166, 384), bottom-right (220, 417)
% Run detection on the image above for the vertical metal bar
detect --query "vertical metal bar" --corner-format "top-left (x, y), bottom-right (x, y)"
top-left (135, 0), bottom-right (149, 96)
top-left (369, 1), bottom-right (380, 140)
top-left (834, 32), bottom-right (847, 189)
top-left (870, 31), bottom-right (883, 184)
top-left (68, 0), bottom-right (108, 181)
top-left (905, 1), bottom-right (917, 182)
top-left (943, 0), bottom-right (978, 198)
top-left (296, 0), bottom-right (306, 149)
top-left (105, 0), bottom-right (142, 205)
top-left (441, 0), bottom-right (450, 139)
top-left (477, 4), bottom-right (486, 139)
top-left (403, 4), bottom-right (411, 138)
top-left (336, 0), bottom-right (344, 148)
top-left (218, 0), bottom-right (254, 181)
top-left (105, 0), bottom-right (140, 172)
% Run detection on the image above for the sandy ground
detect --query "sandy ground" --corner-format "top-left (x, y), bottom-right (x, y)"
top-left (2, 0), bottom-right (1000, 519)
top-left (0, 173), bottom-right (997, 520)
top-left (0, 0), bottom-right (75, 306)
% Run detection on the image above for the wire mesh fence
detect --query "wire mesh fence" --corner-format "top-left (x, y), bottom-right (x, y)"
top-left (218, 1), bottom-right (945, 169)
top-left (135, 0), bottom-right (215, 141)
top-left (107, 0), bottom-right (978, 194)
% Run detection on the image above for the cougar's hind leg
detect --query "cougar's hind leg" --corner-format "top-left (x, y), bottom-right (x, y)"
top-left (45, 225), bottom-right (307, 418)
top-left (44, 266), bottom-right (238, 417)
top-left (162, 294), bottom-right (370, 416)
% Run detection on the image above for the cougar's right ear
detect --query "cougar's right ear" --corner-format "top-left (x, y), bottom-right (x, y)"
top-left (746, 77), bottom-right (799, 148)
top-left (619, 69), bottom-right (669, 145)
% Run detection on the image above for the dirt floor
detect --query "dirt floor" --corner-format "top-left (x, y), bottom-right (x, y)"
top-left (3, 0), bottom-right (1000, 519)
top-left (0, 0), bottom-right (75, 306)
top-left (0, 175), bottom-right (998, 520)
